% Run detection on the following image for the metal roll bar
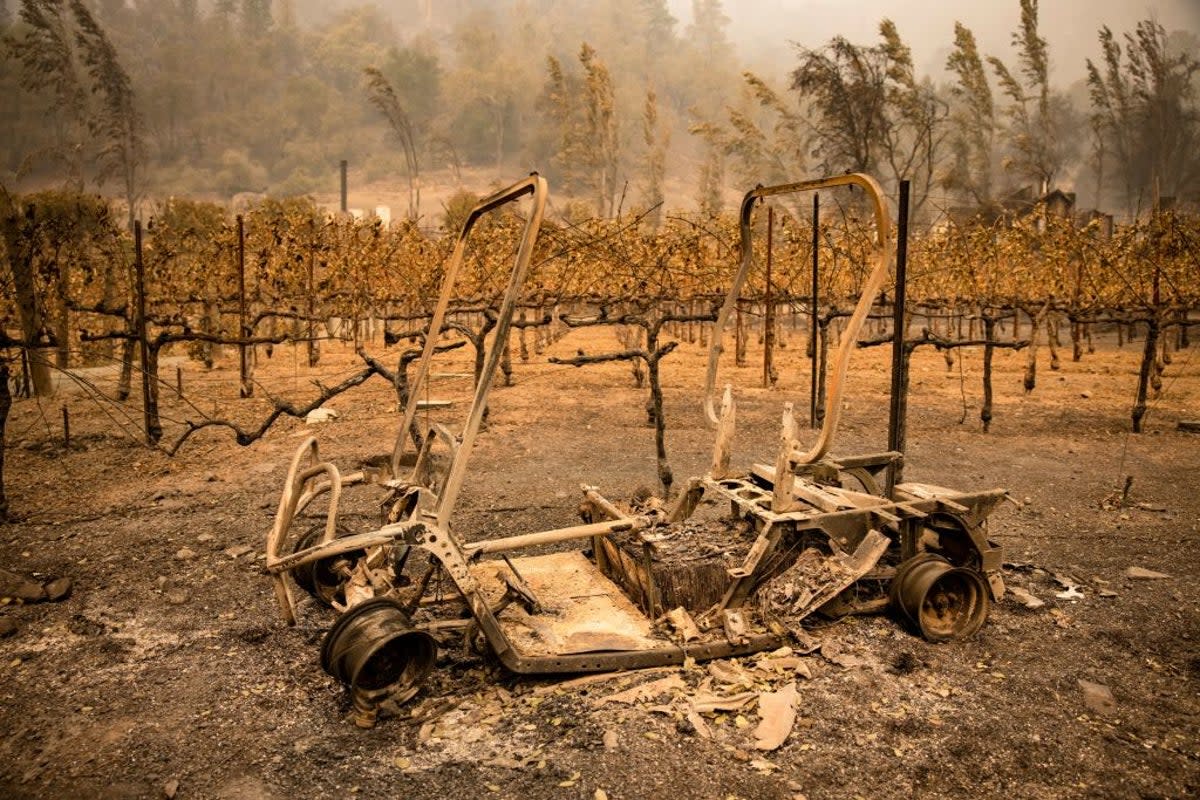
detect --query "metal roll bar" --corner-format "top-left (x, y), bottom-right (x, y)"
top-left (703, 173), bottom-right (893, 465)
top-left (388, 174), bottom-right (548, 527)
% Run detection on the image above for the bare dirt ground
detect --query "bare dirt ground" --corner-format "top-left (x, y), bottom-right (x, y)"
top-left (1, 320), bottom-right (1197, 800)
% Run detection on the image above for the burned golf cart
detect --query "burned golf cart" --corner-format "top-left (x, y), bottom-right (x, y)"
top-left (265, 173), bottom-right (1006, 725)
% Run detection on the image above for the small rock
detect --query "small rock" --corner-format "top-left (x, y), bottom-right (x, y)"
top-left (163, 779), bottom-right (179, 799)
top-left (175, 548), bottom-right (197, 561)
top-left (43, 577), bottom-right (73, 602)
top-left (0, 568), bottom-right (47, 602)
top-left (223, 545), bottom-right (253, 559)
top-left (1077, 679), bottom-right (1117, 716)
top-left (305, 407), bottom-right (340, 425)
top-left (0, 617), bottom-right (18, 638)
top-left (165, 589), bottom-right (190, 606)
top-left (197, 533), bottom-right (215, 544)
top-left (1098, 589), bottom-right (1118, 598)
top-left (602, 729), bottom-right (619, 750)
top-left (1124, 567), bottom-right (1170, 580)
top-left (1080, 390), bottom-right (1091, 398)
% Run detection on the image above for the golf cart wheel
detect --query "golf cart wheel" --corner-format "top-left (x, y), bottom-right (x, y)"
top-left (891, 553), bottom-right (990, 642)
top-left (321, 598), bottom-right (438, 707)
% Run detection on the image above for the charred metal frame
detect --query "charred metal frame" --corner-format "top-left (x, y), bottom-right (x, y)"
top-left (264, 173), bottom-right (1008, 719)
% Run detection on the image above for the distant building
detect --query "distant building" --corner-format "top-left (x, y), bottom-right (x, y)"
top-left (934, 186), bottom-right (1107, 236)
top-left (1041, 189), bottom-right (1075, 221)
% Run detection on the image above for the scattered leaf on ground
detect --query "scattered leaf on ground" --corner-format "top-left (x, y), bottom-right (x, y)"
top-left (754, 682), bottom-right (798, 751)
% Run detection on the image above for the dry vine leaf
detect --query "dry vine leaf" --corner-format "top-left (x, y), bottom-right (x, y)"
top-left (754, 682), bottom-right (798, 751)
top-left (707, 660), bottom-right (755, 688)
top-left (685, 707), bottom-right (713, 739)
top-left (594, 674), bottom-right (685, 706)
top-left (690, 690), bottom-right (758, 714)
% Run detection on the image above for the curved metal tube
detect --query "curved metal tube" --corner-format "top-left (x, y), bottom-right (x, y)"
top-left (388, 174), bottom-right (548, 528)
top-left (266, 436), bottom-right (345, 623)
top-left (703, 174), bottom-right (892, 465)
top-left (267, 437), bottom-right (345, 560)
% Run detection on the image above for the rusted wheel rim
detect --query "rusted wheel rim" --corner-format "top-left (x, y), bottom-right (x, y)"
top-left (321, 598), bottom-right (438, 704)
top-left (892, 554), bottom-right (990, 642)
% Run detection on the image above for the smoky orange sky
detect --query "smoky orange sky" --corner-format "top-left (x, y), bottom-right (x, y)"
top-left (671, 0), bottom-right (1200, 84)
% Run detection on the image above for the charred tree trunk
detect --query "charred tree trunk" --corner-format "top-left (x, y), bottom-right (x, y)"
top-left (646, 349), bottom-right (673, 498)
top-left (943, 322), bottom-right (956, 371)
top-left (145, 341), bottom-right (163, 444)
top-left (0, 363), bottom-right (10, 520)
top-left (470, 313), bottom-right (497, 390)
top-left (632, 326), bottom-right (646, 388)
top-left (500, 327), bottom-right (513, 386)
top-left (518, 308), bottom-right (529, 362)
top-left (1023, 303), bottom-right (1049, 394)
top-left (1048, 313), bottom-right (1061, 371)
top-left (116, 336), bottom-right (135, 401)
top-left (1132, 318), bottom-right (1159, 433)
top-left (981, 315), bottom-right (996, 433)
